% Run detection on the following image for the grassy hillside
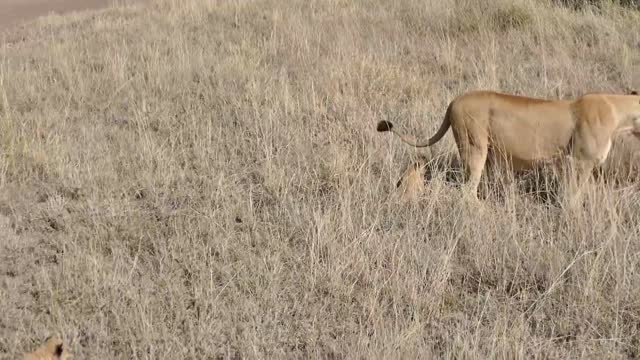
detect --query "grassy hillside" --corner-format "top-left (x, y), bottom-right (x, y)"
top-left (2, 0), bottom-right (640, 358)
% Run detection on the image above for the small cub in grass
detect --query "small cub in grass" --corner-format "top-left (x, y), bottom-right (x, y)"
top-left (23, 335), bottom-right (72, 360)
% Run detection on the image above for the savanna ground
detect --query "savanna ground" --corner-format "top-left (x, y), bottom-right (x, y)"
top-left (2, 0), bottom-right (640, 358)
top-left (0, 0), bottom-right (144, 31)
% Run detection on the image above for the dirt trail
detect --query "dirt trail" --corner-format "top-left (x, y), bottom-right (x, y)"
top-left (0, 0), bottom-right (143, 30)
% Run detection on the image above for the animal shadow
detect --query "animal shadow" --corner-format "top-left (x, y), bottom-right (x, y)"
top-left (396, 151), bottom-right (564, 206)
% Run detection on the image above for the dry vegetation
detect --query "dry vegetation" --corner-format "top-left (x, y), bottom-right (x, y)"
top-left (2, 0), bottom-right (640, 358)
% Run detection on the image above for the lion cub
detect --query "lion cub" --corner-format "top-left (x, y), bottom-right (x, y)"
top-left (23, 335), bottom-right (72, 360)
top-left (397, 158), bottom-right (427, 202)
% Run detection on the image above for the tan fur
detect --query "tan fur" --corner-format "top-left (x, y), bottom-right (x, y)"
top-left (397, 159), bottom-right (427, 202)
top-left (378, 90), bottom-right (640, 203)
top-left (23, 336), bottom-right (72, 360)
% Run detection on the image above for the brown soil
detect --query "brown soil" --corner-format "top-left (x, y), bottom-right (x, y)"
top-left (0, 0), bottom-right (142, 30)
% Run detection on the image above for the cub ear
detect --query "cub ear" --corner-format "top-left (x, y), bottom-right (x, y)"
top-left (54, 344), bottom-right (64, 357)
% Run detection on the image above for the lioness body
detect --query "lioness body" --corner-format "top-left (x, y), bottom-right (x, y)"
top-left (378, 90), bottom-right (640, 202)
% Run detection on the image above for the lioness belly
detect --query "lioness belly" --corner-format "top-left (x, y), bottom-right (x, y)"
top-left (489, 147), bottom-right (559, 171)
top-left (487, 107), bottom-right (574, 168)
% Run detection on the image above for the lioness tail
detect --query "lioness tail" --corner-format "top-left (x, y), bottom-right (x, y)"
top-left (376, 106), bottom-right (452, 148)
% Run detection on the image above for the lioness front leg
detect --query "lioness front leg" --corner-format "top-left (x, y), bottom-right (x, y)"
top-left (565, 106), bottom-right (615, 209)
top-left (564, 157), bottom-right (597, 209)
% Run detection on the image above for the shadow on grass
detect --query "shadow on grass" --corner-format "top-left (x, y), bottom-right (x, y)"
top-left (395, 151), bottom-right (568, 207)
top-left (397, 138), bottom-right (640, 208)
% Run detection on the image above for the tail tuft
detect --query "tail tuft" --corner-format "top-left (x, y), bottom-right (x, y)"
top-left (376, 120), bottom-right (393, 132)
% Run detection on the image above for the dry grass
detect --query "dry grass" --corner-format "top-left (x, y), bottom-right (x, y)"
top-left (2, 0), bottom-right (640, 358)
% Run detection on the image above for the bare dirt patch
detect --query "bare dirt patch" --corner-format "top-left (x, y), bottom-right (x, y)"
top-left (0, 0), bottom-right (143, 30)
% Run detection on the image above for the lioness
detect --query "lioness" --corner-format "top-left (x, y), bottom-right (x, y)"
top-left (23, 335), bottom-right (72, 360)
top-left (377, 90), bottom-right (640, 203)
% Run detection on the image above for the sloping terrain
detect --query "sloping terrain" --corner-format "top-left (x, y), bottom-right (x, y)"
top-left (0, 0), bottom-right (143, 30)
top-left (2, 0), bottom-right (640, 358)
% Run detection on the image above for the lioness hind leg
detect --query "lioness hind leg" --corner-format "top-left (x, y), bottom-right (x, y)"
top-left (451, 138), bottom-right (488, 201)
top-left (464, 144), bottom-right (488, 200)
top-left (450, 113), bottom-right (489, 200)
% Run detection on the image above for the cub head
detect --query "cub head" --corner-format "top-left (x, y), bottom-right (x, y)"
top-left (23, 335), bottom-right (72, 360)
top-left (396, 159), bottom-right (427, 202)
